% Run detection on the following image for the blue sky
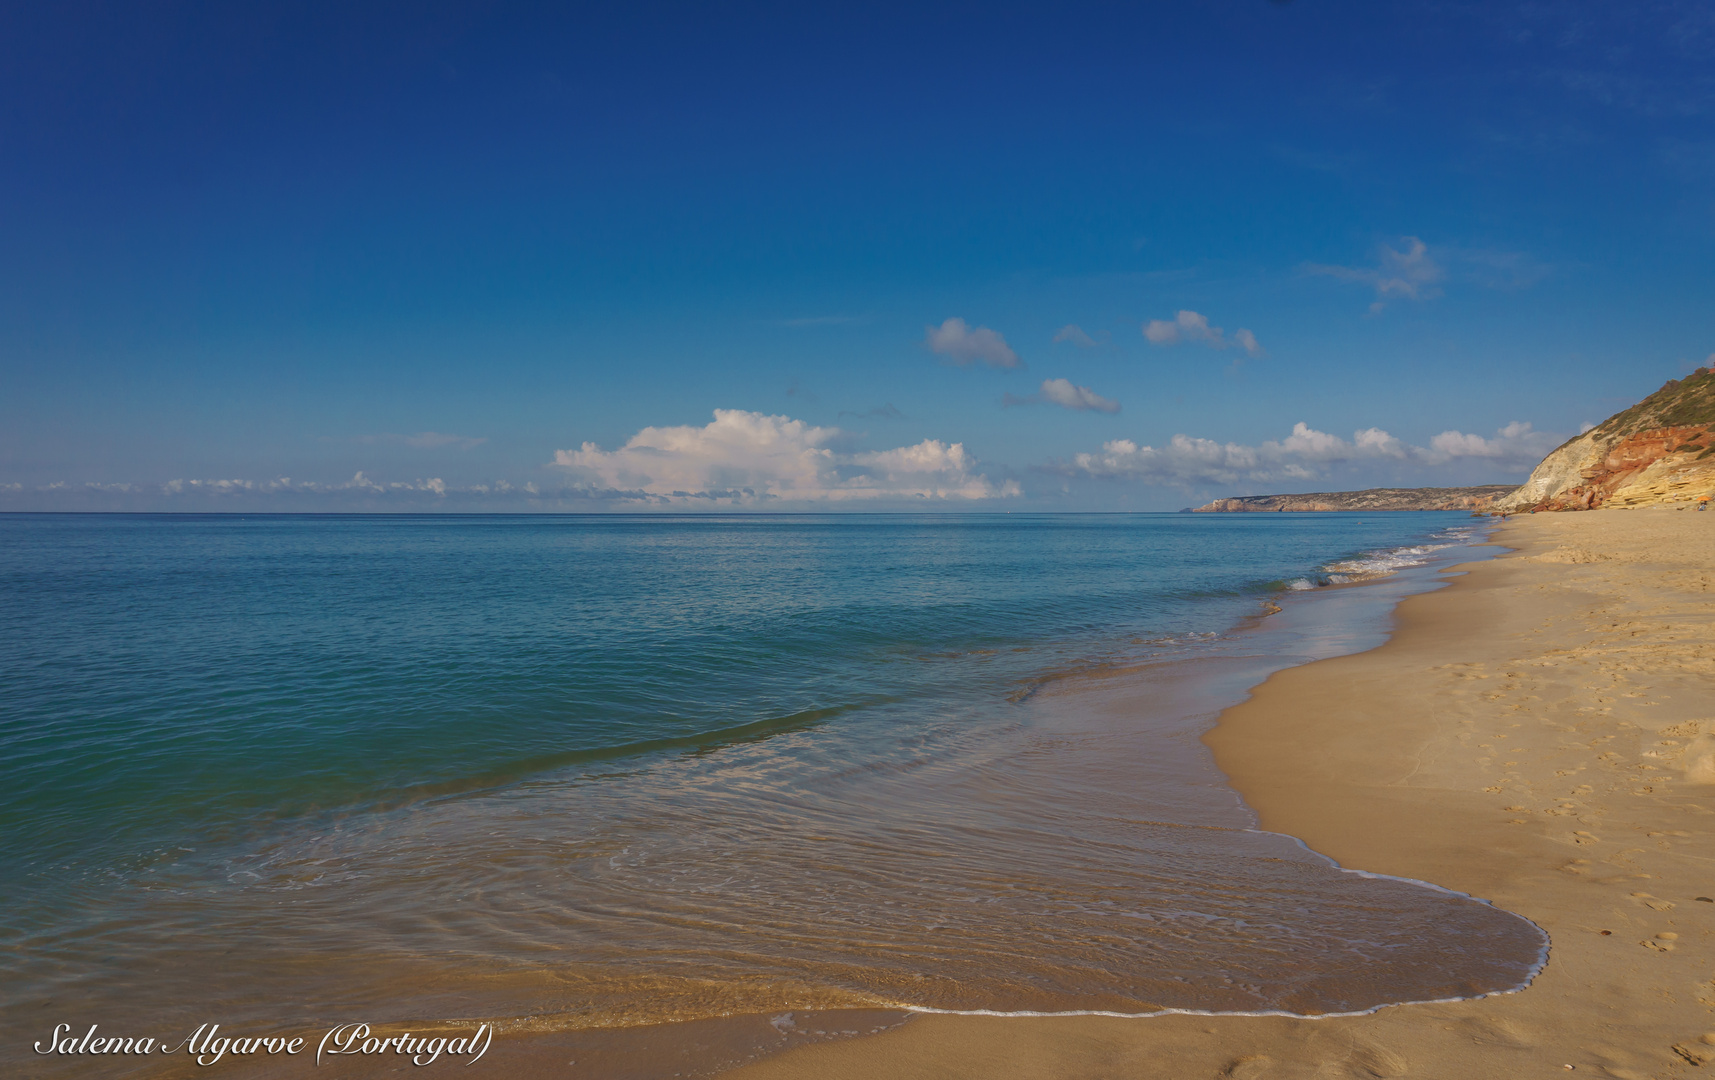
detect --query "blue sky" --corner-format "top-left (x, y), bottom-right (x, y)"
top-left (3, 0), bottom-right (1712, 511)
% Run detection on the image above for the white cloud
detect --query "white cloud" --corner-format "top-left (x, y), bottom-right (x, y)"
top-left (851, 440), bottom-right (976, 474)
top-left (3, 473), bottom-right (540, 509)
top-left (1144, 310), bottom-right (1217, 345)
top-left (1037, 378), bottom-right (1120, 413)
top-left (1423, 421), bottom-right (1559, 466)
top-left (160, 472), bottom-right (451, 496)
top-left (1304, 236), bottom-right (1444, 312)
top-left (1142, 310), bottom-right (1263, 355)
top-left (1068, 420), bottom-right (1553, 488)
top-left (1352, 427), bottom-right (1410, 458)
top-left (1074, 435), bottom-right (1269, 486)
top-left (925, 317), bottom-right (1022, 369)
top-left (1004, 379), bottom-right (1121, 413)
top-left (1052, 324), bottom-right (1104, 348)
top-left (553, 409), bottom-right (1017, 502)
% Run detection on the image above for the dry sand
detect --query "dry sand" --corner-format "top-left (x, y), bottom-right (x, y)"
top-left (720, 507), bottom-right (1715, 1080)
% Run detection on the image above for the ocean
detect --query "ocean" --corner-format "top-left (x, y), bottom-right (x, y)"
top-left (0, 513), bottom-right (1547, 1070)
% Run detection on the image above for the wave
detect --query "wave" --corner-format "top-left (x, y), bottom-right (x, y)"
top-left (1282, 523), bottom-right (1486, 590)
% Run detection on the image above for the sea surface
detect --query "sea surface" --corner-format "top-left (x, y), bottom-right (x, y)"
top-left (0, 513), bottom-right (1547, 1067)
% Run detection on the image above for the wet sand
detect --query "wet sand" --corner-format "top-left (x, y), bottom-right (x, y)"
top-left (722, 507), bottom-right (1715, 1079)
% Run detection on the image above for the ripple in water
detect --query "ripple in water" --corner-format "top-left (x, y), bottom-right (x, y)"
top-left (0, 514), bottom-right (1545, 1055)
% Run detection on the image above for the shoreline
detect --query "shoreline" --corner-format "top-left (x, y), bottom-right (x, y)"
top-left (60, 517), bottom-right (1508, 1080)
top-left (22, 514), bottom-right (1619, 1080)
top-left (719, 507), bottom-right (1715, 1078)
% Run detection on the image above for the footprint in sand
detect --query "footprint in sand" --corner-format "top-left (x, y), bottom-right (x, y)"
top-left (1673, 1042), bottom-right (1714, 1066)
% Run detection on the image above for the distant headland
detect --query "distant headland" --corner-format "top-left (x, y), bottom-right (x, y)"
top-left (1188, 486), bottom-right (1515, 513)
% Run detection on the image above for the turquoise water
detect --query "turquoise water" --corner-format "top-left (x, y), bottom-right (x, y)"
top-left (0, 512), bottom-right (1472, 866)
top-left (0, 513), bottom-right (1546, 1053)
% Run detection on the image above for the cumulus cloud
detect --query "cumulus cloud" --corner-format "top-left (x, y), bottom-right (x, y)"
top-left (552, 409), bottom-right (1018, 503)
top-left (1423, 421), bottom-right (1559, 465)
top-left (1304, 236), bottom-right (1444, 312)
top-left (925, 317), bottom-right (1022, 369)
top-left (1006, 378), bottom-right (1120, 413)
top-left (1074, 435), bottom-right (1269, 486)
top-left (851, 440), bottom-right (978, 475)
top-left (1040, 378), bottom-right (1120, 413)
top-left (1142, 310), bottom-right (1264, 356)
top-left (1067, 420), bottom-right (1554, 488)
top-left (1052, 324), bottom-right (1106, 348)
top-left (1144, 310), bottom-right (1217, 346)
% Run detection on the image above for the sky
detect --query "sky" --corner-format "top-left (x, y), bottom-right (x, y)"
top-left (2, 0), bottom-right (1712, 512)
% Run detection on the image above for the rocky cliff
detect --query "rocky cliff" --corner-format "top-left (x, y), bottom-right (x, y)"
top-left (1494, 368), bottom-right (1715, 512)
top-left (1192, 486), bottom-right (1516, 513)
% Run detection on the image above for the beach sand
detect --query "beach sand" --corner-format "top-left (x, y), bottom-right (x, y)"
top-left (719, 507), bottom-right (1715, 1079)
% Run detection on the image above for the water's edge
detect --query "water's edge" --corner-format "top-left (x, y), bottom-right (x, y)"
top-left (8, 518), bottom-right (1551, 1080)
top-left (383, 525), bottom-right (1550, 1080)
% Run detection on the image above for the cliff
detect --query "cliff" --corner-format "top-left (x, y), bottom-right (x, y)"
top-left (1191, 486), bottom-right (1516, 513)
top-left (1494, 368), bottom-right (1715, 512)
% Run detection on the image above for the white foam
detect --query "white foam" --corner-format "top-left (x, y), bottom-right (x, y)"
top-left (1304, 522), bottom-right (1489, 588)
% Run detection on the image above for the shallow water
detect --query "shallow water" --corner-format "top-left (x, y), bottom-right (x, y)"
top-left (0, 513), bottom-right (1545, 1065)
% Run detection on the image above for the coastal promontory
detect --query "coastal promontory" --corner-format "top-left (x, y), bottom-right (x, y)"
top-left (1190, 486), bottom-right (1515, 513)
top-left (1491, 367), bottom-right (1715, 511)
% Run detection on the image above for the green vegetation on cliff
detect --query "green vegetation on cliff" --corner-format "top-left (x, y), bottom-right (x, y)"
top-left (1589, 368), bottom-right (1715, 440)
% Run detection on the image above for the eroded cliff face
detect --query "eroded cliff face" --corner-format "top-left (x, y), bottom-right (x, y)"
top-left (1495, 369), bottom-right (1715, 512)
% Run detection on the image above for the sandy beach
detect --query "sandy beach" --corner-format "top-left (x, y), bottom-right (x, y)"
top-left (720, 507), bottom-right (1715, 1079)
